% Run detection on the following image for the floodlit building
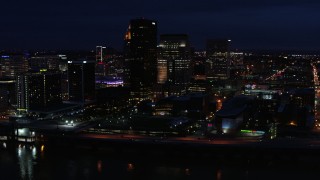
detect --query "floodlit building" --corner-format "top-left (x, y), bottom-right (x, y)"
top-left (157, 34), bottom-right (191, 86)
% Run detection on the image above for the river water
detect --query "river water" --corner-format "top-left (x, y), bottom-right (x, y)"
top-left (1, 142), bottom-right (320, 180)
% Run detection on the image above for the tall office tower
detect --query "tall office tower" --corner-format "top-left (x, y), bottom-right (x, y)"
top-left (229, 52), bottom-right (245, 81)
top-left (192, 57), bottom-right (206, 80)
top-left (68, 60), bottom-right (95, 103)
top-left (16, 71), bottom-right (62, 112)
top-left (158, 34), bottom-right (191, 86)
top-left (95, 46), bottom-right (106, 77)
top-left (96, 46), bottom-right (106, 63)
top-left (124, 18), bottom-right (157, 101)
top-left (157, 59), bottom-right (167, 84)
top-left (206, 39), bottom-right (231, 81)
top-left (57, 55), bottom-right (69, 101)
top-left (188, 57), bottom-right (209, 93)
top-left (0, 55), bottom-right (28, 79)
top-left (0, 79), bottom-right (15, 111)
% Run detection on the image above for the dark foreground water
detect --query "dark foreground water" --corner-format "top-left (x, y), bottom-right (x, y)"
top-left (1, 143), bottom-right (320, 180)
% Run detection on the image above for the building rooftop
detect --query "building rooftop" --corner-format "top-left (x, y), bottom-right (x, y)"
top-left (216, 95), bottom-right (254, 118)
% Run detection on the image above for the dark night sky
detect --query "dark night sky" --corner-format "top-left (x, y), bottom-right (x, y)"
top-left (1, 0), bottom-right (320, 51)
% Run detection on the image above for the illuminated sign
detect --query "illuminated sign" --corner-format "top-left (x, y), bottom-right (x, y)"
top-left (240, 129), bottom-right (265, 134)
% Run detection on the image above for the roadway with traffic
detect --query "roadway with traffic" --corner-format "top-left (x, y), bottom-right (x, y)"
top-left (74, 132), bottom-right (320, 150)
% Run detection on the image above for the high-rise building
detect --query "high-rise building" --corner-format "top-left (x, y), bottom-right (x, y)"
top-left (124, 18), bottom-right (157, 101)
top-left (0, 55), bottom-right (28, 79)
top-left (95, 46), bottom-right (107, 77)
top-left (157, 59), bottom-right (167, 84)
top-left (16, 70), bottom-right (62, 112)
top-left (158, 34), bottom-right (191, 86)
top-left (188, 56), bottom-right (209, 93)
top-left (96, 46), bottom-right (106, 63)
top-left (0, 79), bottom-right (15, 111)
top-left (68, 60), bottom-right (95, 103)
top-left (206, 39), bottom-right (231, 81)
top-left (57, 55), bottom-right (69, 101)
top-left (229, 52), bottom-right (245, 89)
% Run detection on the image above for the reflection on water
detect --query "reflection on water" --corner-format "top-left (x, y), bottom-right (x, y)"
top-left (185, 168), bottom-right (191, 176)
top-left (17, 145), bottom-right (36, 180)
top-left (216, 169), bottom-right (222, 180)
top-left (1, 143), bottom-right (320, 180)
top-left (40, 145), bottom-right (44, 152)
top-left (97, 160), bottom-right (102, 173)
top-left (127, 163), bottom-right (134, 172)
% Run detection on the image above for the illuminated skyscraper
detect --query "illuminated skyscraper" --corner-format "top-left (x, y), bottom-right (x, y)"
top-left (96, 46), bottom-right (106, 63)
top-left (95, 46), bottom-right (107, 77)
top-left (68, 60), bottom-right (95, 103)
top-left (157, 59), bottom-right (167, 84)
top-left (16, 70), bottom-right (62, 112)
top-left (158, 34), bottom-right (191, 85)
top-left (124, 18), bottom-right (157, 101)
top-left (206, 39), bottom-right (231, 81)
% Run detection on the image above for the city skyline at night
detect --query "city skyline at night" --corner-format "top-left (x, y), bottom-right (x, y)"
top-left (2, 1), bottom-right (320, 180)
